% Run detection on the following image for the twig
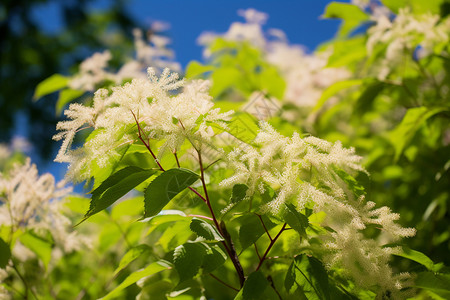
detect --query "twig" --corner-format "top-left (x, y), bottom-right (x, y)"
top-left (256, 214), bottom-right (272, 241)
top-left (256, 224), bottom-right (287, 271)
top-left (209, 273), bottom-right (240, 292)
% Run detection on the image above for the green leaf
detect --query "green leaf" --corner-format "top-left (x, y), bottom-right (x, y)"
top-left (144, 168), bottom-right (199, 218)
top-left (101, 261), bottom-right (170, 300)
top-left (389, 106), bottom-right (447, 161)
top-left (226, 112), bottom-right (259, 144)
top-left (238, 214), bottom-right (276, 250)
top-left (202, 244), bottom-right (227, 273)
top-left (234, 271), bottom-right (269, 300)
top-left (33, 74), bottom-right (69, 100)
top-left (393, 247), bottom-right (437, 271)
top-left (0, 237), bottom-right (11, 269)
top-left (323, 2), bottom-right (369, 36)
top-left (314, 79), bottom-right (363, 111)
top-left (259, 66), bottom-right (286, 99)
top-left (415, 271), bottom-right (450, 299)
top-left (173, 243), bottom-right (207, 283)
top-left (185, 61), bottom-right (214, 79)
top-left (80, 166), bottom-right (156, 224)
top-left (56, 89), bottom-right (84, 114)
top-left (190, 218), bottom-right (224, 242)
top-left (381, 0), bottom-right (444, 14)
top-left (285, 255), bottom-right (331, 300)
top-left (353, 81), bottom-right (386, 116)
top-left (334, 168), bottom-right (366, 199)
top-left (19, 231), bottom-right (52, 269)
top-left (114, 244), bottom-right (152, 276)
top-left (210, 67), bottom-right (243, 97)
top-left (283, 204), bottom-right (309, 238)
top-left (230, 184), bottom-right (249, 204)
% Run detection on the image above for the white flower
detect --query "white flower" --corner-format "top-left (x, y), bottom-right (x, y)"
top-left (221, 123), bottom-right (415, 297)
top-left (55, 68), bottom-right (233, 182)
top-left (0, 159), bottom-right (87, 254)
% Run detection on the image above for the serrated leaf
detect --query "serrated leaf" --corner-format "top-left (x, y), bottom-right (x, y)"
top-left (202, 244), bottom-right (227, 273)
top-left (144, 168), bottom-right (199, 218)
top-left (80, 166), bottom-right (155, 224)
top-left (227, 112), bottom-right (259, 144)
top-left (234, 271), bottom-right (269, 300)
top-left (114, 244), bottom-right (152, 276)
top-left (173, 243), bottom-right (207, 283)
top-left (284, 204), bottom-right (309, 238)
top-left (190, 218), bottom-right (224, 242)
top-left (238, 214), bottom-right (276, 250)
top-left (0, 237), bottom-right (11, 269)
top-left (33, 74), bottom-right (69, 100)
top-left (19, 231), bottom-right (52, 269)
top-left (56, 88), bottom-right (84, 114)
top-left (389, 106), bottom-right (447, 161)
top-left (285, 255), bottom-right (330, 300)
top-left (101, 261), bottom-right (170, 300)
top-left (230, 184), bottom-right (249, 204)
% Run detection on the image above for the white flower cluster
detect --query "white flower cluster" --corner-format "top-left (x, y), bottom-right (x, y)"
top-left (221, 122), bottom-right (415, 298)
top-left (69, 24), bottom-right (180, 92)
top-left (198, 9), bottom-right (350, 107)
top-left (55, 68), bottom-right (233, 181)
top-left (367, 7), bottom-right (450, 79)
top-left (0, 159), bottom-right (87, 254)
top-left (266, 44), bottom-right (350, 107)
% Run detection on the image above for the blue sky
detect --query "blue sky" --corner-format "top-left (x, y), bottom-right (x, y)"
top-left (32, 0), bottom-right (345, 67)
top-left (29, 0), bottom-right (346, 181)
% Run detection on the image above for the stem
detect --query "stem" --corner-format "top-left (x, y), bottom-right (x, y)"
top-left (256, 224), bottom-right (287, 271)
top-left (256, 214), bottom-right (272, 241)
top-left (187, 214), bottom-right (213, 221)
top-left (267, 275), bottom-right (283, 300)
top-left (197, 149), bottom-right (245, 287)
top-left (209, 273), bottom-right (240, 292)
top-left (254, 243), bottom-right (261, 260)
top-left (11, 260), bottom-right (39, 300)
top-left (109, 216), bottom-right (132, 249)
top-left (131, 110), bottom-right (165, 171)
top-left (173, 150), bottom-right (181, 168)
top-left (132, 110), bottom-right (245, 287)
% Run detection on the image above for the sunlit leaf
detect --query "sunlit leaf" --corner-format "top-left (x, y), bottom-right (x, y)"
top-left (144, 168), bottom-right (199, 218)
top-left (80, 166), bottom-right (155, 224)
top-left (56, 88), bottom-right (84, 114)
top-left (284, 204), bottom-right (309, 238)
top-left (114, 244), bottom-right (152, 276)
top-left (33, 74), bottom-right (69, 100)
top-left (389, 106), bottom-right (447, 161)
top-left (190, 218), bottom-right (224, 242)
top-left (19, 231), bottom-right (53, 269)
top-left (101, 261), bottom-right (171, 300)
top-left (323, 2), bottom-right (369, 36)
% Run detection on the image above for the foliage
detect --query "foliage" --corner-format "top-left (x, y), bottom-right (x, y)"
top-left (1, 1), bottom-right (450, 299)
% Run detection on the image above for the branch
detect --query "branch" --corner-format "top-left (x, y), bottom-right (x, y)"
top-left (256, 223), bottom-right (287, 271)
top-left (197, 149), bottom-right (245, 287)
top-left (209, 273), bottom-right (240, 292)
